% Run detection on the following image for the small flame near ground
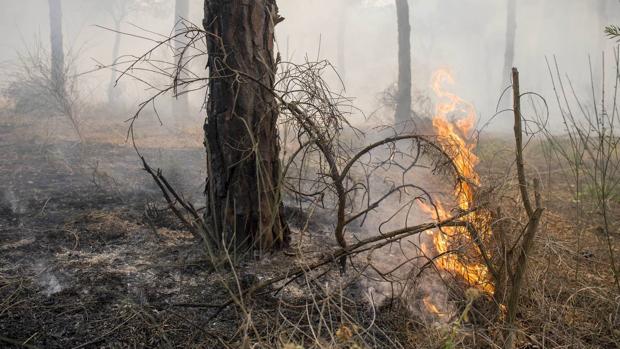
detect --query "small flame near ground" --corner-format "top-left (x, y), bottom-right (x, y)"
top-left (423, 296), bottom-right (449, 321)
top-left (420, 68), bottom-right (494, 318)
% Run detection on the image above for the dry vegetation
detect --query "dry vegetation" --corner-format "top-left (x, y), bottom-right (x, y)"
top-left (1, 96), bottom-right (619, 348)
top-left (1, 15), bottom-right (619, 349)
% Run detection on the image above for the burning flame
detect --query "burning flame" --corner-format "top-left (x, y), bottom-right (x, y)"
top-left (421, 68), bottom-right (494, 295)
top-left (422, 296), bottom-right (450, 321)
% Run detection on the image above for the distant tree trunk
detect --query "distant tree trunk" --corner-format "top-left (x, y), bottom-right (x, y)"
top-left (502, 0), bottom-right (516, 90)
top-left (395, 0), bottom-right (412, 127)
top-left (173, 0), bottom-right (190, 120)
top-left (597, 0), bottom-right (608, 35)
top-left (48, 0), bottom-right (65, 93)
top-left (107, 19), bottom-right (122, 105)
top-left (337, 2), bottom-right (349, 84)
top-left (203, 0), bottom-right (289, 253)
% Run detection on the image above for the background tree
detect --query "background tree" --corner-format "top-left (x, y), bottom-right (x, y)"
top-left (394, 0), bottom-right (412, 127)
top-left (95, 0), bottom-right (169, 105)
top-left (598, 0), bottom-right (609, 38)
top-left (502, 0), bottom-right (516, 90)
top-left (48, 0), bottom-right (64, 95)
top-left (173, 0), bottom-right (190, 119)
top-left (203, 0), bottom-right (289, 253)
top-left (103, 0), bottom-right (131, 105)
top-left (337, 0), bottom-right (356, 85)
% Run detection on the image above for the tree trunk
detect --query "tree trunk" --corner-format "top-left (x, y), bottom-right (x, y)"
top-left (395, 0), bottom-right (412, 127)
top-left (337, 2), bottom-right (349, 84)
top-left (107, 20), bottom-right (122, 105)
top-left (173, 0), bottom-right (190, 120)
top-left (48, 0), bottom-right (65, 93)
top-left (502, 0), bottom-right (516, 90)
top-left (597, 0), bottom-right (608, 38)
top-left (202, 0), bottom-right (289, 253)
top-left (592, 0), bottom-right (608, 94)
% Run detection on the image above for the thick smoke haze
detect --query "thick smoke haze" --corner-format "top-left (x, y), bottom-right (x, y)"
top-left (1, 2), bottom-right (619, 347)
top-left (0, 0), bottom-right (618, 132)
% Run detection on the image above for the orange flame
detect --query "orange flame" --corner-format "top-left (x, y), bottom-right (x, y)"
top-left (421, 68), bottom-right (494, 295)
top-left (422, 296), bottom-right (447, 319)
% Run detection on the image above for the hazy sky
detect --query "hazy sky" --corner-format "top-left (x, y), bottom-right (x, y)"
top-left (1, 0), bottom-right (618, 133)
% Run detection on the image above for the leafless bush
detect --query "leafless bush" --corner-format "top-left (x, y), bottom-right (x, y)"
top-left (2, 38), bottom-right (82, 141)
top-left (478, 58), bottom-right (620, 347)
top-left (537, 53), bottom-right (620, 293)
top-left (113, 19), bottom-right (554, 348)
top-left (379, 82), bottom-right (433, 120)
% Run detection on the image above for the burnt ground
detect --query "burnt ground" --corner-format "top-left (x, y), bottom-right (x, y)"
top-left (0, 120), bottom-right (247, 348)
top-left (2, 116), bottom-right (619, 348)
top-left (0, 119), bottom-right (352, 348)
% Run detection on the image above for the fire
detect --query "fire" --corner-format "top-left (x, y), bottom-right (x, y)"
top-left (421, 68), bottom-right (494, 295)
top-left (423, 296), bottom-right (446, 318)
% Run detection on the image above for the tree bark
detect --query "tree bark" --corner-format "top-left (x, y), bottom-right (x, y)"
top-left (502, 0), bottom-right (516, 90)
top-left (173, 0), bottom-right (190, 120)
top-left (48, 0), bottom-right (65, 93)
top-left (395, 0), bottom-right (412, 127)
top-left (202, 0), bottom-right (289, 253)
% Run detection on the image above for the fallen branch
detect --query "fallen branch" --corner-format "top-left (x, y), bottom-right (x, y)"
top-left (202, 207), bottom-right (480, 322)
top-left (140, 156), bottom-right (212, 246)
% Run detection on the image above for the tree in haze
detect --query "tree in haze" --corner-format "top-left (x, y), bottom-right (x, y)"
top-left (337, 0), bottom-right (356, 84)
top-left (502, 0), bottom-right (516, 90)
top-left (103, 0), bottom-right (131, 105)
top-left (95, 0), bottom-right (169, 105)
top-left (394, 0), bottom-right (412, 128)
top-left (598, 0), bottom-right (609, 36)
top-left (596, 0), bottom-right (615, 53)
top-left (173, 0), bottom-right (190, 120)
top-left (48, 0), bottom-right (64, 95)
top-left (202, 0), bottom-right (289, 253)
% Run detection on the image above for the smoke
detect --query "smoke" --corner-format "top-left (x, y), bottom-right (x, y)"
top-left (34, 262), bottom-right (64, 297)
top-left (0, 0), bottom-right (616, 135)
top-left (0, 0), bottom-right (618, 323)
top-left (277, 0), bottom-right (620, 133)
top-left (3, 188), bottom-right (25, 215)
top-left (38, 273), bottom-right (63, 296)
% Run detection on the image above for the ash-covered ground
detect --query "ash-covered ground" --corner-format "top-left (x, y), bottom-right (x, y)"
top-left (0, 117), bottom-right (367, 348)
top-left (0, 118), bottom-right (236, 347)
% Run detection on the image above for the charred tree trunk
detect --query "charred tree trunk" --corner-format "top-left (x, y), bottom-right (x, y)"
top-left (502, 0), bottom-right (516, 90)
top-left (173, 0), bottom-right (190, 120)
top-left (395, 0), bottom-right (412, 127)
top-left (202, 0), bottom-right (289, 254)
top-left (48, 0), bottom-right (65, 94)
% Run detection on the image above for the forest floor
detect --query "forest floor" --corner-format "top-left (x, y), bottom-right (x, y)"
top-left (0, 114), bottom-right (619, 348)
top-left (0, 116), bottom-right (224, 347)
top-left (0, 114), bottom-right (352, 348)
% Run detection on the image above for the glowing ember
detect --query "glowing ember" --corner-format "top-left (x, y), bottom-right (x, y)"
top-left (421, 68), bottom-right (494, 295)
top-left (423, 296), bottom-right (443, 316)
